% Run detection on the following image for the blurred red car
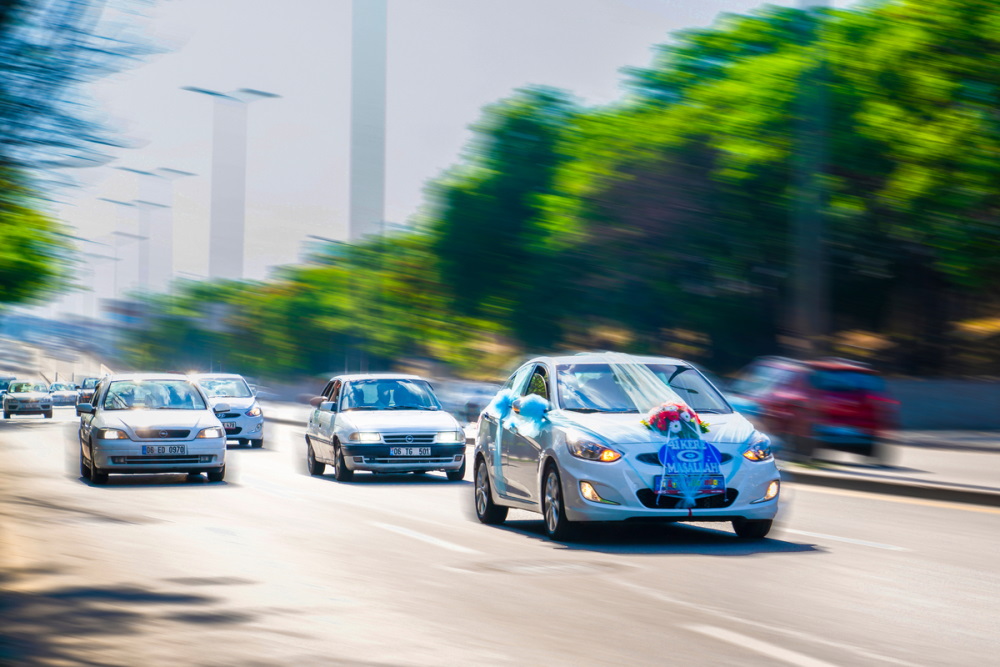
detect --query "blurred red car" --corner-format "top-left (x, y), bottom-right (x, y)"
top-left (726, 357), bottom-right (897, 461)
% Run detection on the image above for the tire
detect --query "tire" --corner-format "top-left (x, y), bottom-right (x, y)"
top-left (207, 466), bottom-right (226, 483)
top-left (3, 411), bottom-right (9, 419)
top-left (446, 458), bottom-right (467, 482)
top-left (90, 446), bottom-right (109, 485)
top-left (80, 448), bottom-right (91, 480)
top-left (332, 443), bottom-right (353, 482)
top-left (306, 439), bottom-right (325, 476)
top-left (542, 464), bottom-right (578, 541)
top-left (251, 438), bottom-right (263, 449)
top-left (474, 458), bottom-right (507, 525)
top-left (732, 519), bottom-right (772, 539)
top-left (44, 410), bottom-right (52, 419)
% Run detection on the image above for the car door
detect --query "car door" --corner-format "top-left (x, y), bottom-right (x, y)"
top-left (307, 381), bottom-right (331, 438)
top-left (483, 364), bottom-right (533, 497)
top-left (80, 379), bottom-right (106, 456)
top-left (503, 364), bottom-right (551, 503)
top-left (314, 380), bottom-right (341, 461)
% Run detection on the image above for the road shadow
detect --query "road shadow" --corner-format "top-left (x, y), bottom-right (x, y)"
top-left (311, 471), bottom-right (471, 487)
top-left (73, 473), bottom-right (235, 489)
top-left (0, 580), bottom-right (252, 665)
top-left (492, 519), bottom-right (822, 557)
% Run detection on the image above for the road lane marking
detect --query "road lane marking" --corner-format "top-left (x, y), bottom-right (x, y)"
top-left (616, 581), bottom-right (915, 666)
top-left (793, 485), bottom-right (1000, 515)
top-left (781, 528), bottom-right (909, 552)
top-left (684, 624), bottom-right (837, 667)
top-left (371, 522), bottom-right (481, 555)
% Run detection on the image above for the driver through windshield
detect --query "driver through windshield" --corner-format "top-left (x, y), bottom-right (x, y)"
top-left (341, 379), bottom-right (441, 411)
top-left (556, 363), bottom-right (731, 414)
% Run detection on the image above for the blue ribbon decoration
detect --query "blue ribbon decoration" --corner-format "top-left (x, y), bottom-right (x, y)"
top-left (484, 390), bottom-right (550, 494)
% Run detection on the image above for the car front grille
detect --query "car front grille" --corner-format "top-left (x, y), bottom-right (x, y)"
top-left (635, 488), bottom-right (738, 509)
top-left (224, 426), bottom-right (242, 435)
top-left (218, 412), bottom-right (241, 419)
top-left (382, 434), bottom-right (436, 445)
top-left (119, 456), bottom-right (202, 465)
top-left (132, 429), bottom-right (191, 439)
top-left (635, 452), bottom-right (733, 466)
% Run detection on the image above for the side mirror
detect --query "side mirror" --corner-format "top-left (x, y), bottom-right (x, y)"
top-left (76, 403), bottom-right (93, 415)
top-left (309, 396), bottom-right (326, 407)
top-left (248, 385), bottom-right (257, 395)
top-left (213, 403), bottom-right (231, 413)
top-left (511, 398), bottom-right (523, 414)
top-left (320, 401), bottom-right (337, 412)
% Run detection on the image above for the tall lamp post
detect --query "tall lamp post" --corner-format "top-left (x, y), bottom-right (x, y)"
top-left (182, 87), bottom-right (280, 281)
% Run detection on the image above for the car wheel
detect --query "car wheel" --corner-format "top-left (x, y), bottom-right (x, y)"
top-left (207, 466), bottom-right (226, 483)
top-left (332, 443), bottom-right (353, 482)
top-left (542, 464), bottom-right (577, 541)
top-left (44, 410), bottom-right (52, 419)
top-left (732, 519), bottom-right (772, 539)
top-left (90, 447), bottom-right (109, 485)
top-left (306, 438), bottom-right (325, 476)
top-left (3, 411), bottom-right (9, 419)
top-left (79, 448), bottom-right (91, 480)
top-left (474, 458), bottom-right (507, 525)
top-left (446, 458), bottom-right (467, 482)
top-left (251, 438), bottom-right (263, 449)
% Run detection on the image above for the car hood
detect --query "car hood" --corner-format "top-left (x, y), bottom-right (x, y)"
top-left (208, 396), bottom-right (257, 411)
top-left (551, 410), bottom-right (758, 448)
top-left (340, 409), bottom-right (460, 433)
top-left (101, 410), bottom-right (219, 433)
top-left (5, 392), bottom-right (49, 400)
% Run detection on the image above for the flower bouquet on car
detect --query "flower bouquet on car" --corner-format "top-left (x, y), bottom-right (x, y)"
top-left (642, 402), bottom-right (724, 507)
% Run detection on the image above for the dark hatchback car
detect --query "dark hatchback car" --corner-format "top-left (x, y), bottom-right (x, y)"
top-left (727, 357), bottom-right (898, 462)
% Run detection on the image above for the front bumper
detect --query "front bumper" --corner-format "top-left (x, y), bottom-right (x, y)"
top-left (51, 394), bottom-right (78, 406)
top-left (557, 450), bottom-right (780, 524)
top-left (341, 443), bottom-right (465, 473)
top-left (91, 437), bottom-right (226, 473)
top-left (216, 412), bottom-right (264, 441)
top-left (5, 403), bottom-right (52, 414)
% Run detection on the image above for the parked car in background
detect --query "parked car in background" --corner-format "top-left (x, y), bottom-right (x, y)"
top-left (305, 374), bottom-right (467, 481)
top-left (727, 356), bottom-right (898, 462)
top-left (0, 375), bottom-right (15, 399)
top-left (3, 381), bottom-right (53, 419)
top-left (77, 373), bottom-right (228, 484)
top-left (191, 373), bottom-right (265, 447)
top-left (48, 382), bottom-right (80, 406)
top-left (77, 377), bottom-right (101, 405)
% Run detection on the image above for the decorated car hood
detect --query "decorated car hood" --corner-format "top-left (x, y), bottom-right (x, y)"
top-left (102, 410), bottom-right (220, 433)
top-left (340, 409), bottom-right (461, 433)
top-left (550, 410), bottom-right (757, 448)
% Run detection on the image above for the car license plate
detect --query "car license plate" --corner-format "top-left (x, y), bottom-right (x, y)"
top-left (653, 474), bottom-right (725, 496)
top-left (389, 447), bottom-right (431, 456)
top-left (141, 445), bottom-right (187, 455)
top-left (223, 422), bottom-right (237, 429)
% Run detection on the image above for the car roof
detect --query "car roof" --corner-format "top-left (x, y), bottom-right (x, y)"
top-left (190, 373), bottom-right (247, 380)
top-left (755, 356), bottom-right (876, 373)
top-left (524, 353), bottom-right (692, 367)
top-left (329, 373), bottom-right (427, 382)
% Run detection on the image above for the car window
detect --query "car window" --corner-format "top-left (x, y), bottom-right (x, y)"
top-left (199, 378), bottom-right (253, 398)
top-left (502, 365), bottom-right (534, 396)
top-left (810, 370), bottom-right (885, 393)
top-left (556, 363), bottom-right (731, 414)
top-left (341, 379), bottom-right (441, 411)
top-left (103, 380), bottom-right (208, 411)
top-left (8, 382), bottom-right (33, 393)
top-left (730, 365), bottom-right (797, 397)
top-left (329, 380), bottom-right (342, 405)
top-left (524, 366), bottom-right (549, 400)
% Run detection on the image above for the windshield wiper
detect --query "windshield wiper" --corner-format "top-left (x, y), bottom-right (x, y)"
top-left (389, 405), bottom-right (437, 410)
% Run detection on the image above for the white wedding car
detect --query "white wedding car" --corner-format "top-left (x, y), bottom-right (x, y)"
top-left (473, 354), bottom-right (781, 541)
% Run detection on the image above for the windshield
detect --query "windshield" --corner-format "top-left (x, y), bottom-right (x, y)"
top-left (810, 370), bottom-right (885, 393)
top-left (50, 383), bottom-right (73, 391)
top-left (199, 377), bottom-right (253, 398)
top-left (82, 378), bottom-right (99, 389)
top-left (103, 380), bottom-right (208, 411)
top-left (341, 379), bottom-right (441, 411)
top-left (8, 382), bottom-right (43, 393)
top-left (556, 363), bottom-right (732, 414)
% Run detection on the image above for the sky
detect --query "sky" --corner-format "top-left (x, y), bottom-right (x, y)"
top-left (51, 0), bottom-right (851, 314)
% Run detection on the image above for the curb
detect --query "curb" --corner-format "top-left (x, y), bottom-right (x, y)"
top-left (781, 466), bottom-right (1000, 508)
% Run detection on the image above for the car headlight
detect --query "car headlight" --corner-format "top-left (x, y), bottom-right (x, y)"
top-left (567, 438), bottom-right (621, 462)
top-left (245, 404), bottom-right (262, 417)
top-left (94, 428), bottom-right (129, 440)
top-left (198, 427), bottom-right (224, 439)
top-left (743, 433), bottom-right (773, 462)
top-left (349, 432), bottom-right (381, 442)
top-left (436, 430), bottom-right (464, 443)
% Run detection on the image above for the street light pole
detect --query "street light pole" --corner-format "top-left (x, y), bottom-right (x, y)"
top-left (182, 87), bottom-right (280, 281)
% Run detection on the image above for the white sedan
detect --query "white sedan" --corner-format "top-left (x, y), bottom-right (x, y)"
top-left (3, 381), bottom-right (53, 419)
top-left (78, 374), bottom-right (228, 484)
top-left (473, 353), bottom-right (781, 541)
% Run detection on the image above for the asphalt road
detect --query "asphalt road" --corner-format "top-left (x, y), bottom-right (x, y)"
top-left (2, 410), bottom-right (999, 666)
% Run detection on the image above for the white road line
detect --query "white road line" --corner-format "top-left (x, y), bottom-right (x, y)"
top-left (782, 528), bottom-right (909, 552)
top-left (371, 522), bottom-right (481, 555)
top-left (615, 581), bottom-right (915, 666)
top-left (684, 624), bottom-right (837, 667)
